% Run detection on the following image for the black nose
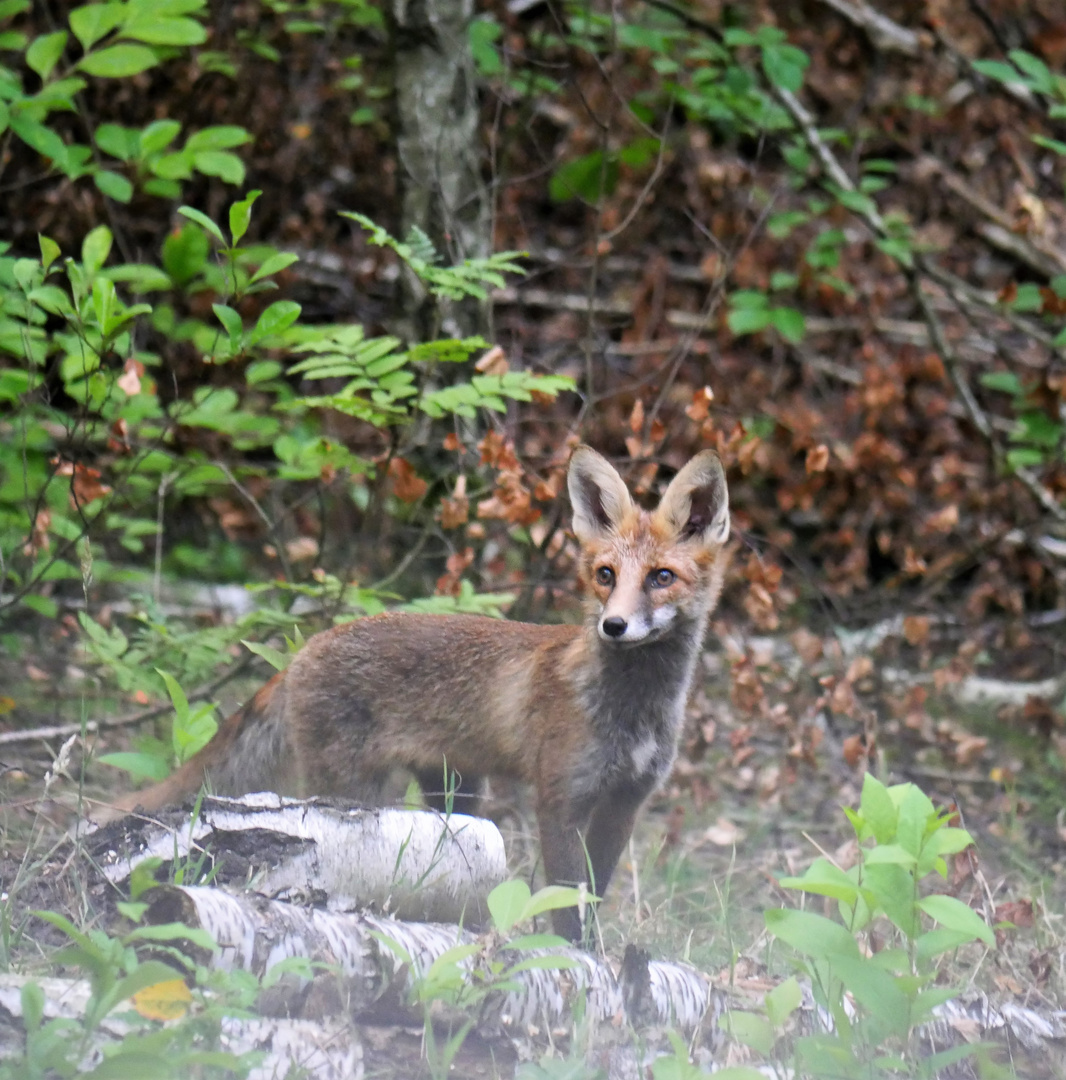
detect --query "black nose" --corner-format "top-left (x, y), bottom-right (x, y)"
top-left (602, 616), bottom-right (627, 638)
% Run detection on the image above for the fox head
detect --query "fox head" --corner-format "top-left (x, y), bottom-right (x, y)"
top-left (568, 446), bottom-right (730, 645)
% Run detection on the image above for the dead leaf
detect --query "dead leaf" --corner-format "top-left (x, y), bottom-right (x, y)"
top-left (902, 615), bottom-right (930, 646)
top-left (703, 817), bottom-right (744, 846)
top-left (389, 457), bottom-right (428, 503)
top-left (805, 444), bottom-right (829, 473)
top-left (438, 475), bottom-right (469, 529)
top-left (131, 978), bottom-right (192, 1021)
top-left (685, 385), bottom-right (714, 422)
top-left (117, 357), bottom-right (143, 396)
top-left (285, 537), bottom-right (320, 562)
top-left (842, 734), bottom-right (866, 767)
top-left (475, 345), bottom-right (508, 375)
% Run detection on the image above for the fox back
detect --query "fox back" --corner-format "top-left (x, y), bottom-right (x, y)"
top-left (99, 446), bottom-right (730, 940)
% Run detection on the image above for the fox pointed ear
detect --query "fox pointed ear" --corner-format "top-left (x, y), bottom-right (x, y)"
top-left (568, 446), bottom-right (635, 540)
top-left (656, 451), bottom-right (729, 546)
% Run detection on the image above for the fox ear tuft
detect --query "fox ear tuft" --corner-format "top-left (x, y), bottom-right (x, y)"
top-left (568, 446), bottom-right (634, 540)
top-left (657, 451), bottom-right (729, 546)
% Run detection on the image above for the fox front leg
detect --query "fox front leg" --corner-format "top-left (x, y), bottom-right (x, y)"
top-left (582, 781), bottom-right (654, 907)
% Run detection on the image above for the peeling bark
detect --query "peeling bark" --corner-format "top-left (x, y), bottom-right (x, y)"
top-left (85, 793), bottom-right (507, 925)
top-left (386, 0), bottom-right (490, 339)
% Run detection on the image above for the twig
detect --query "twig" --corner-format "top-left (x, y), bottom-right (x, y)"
top-left (0, 652), bottom-right (257, 748)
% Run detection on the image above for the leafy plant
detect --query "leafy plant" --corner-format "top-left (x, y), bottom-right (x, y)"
top-left (4, 908), bottom-right (255, 1079)
top-left (732, 775), bottom-right (996, 1077)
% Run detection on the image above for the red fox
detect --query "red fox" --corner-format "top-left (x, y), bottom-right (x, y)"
top-left (96, 446), bottom-right (730, 940)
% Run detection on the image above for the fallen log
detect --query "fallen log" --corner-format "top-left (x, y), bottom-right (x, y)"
top-left (85, 793), bottom-right (507, 924)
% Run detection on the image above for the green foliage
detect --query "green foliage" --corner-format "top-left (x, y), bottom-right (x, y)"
top-left (0, 0), bottom-right (251, 201)
top-left (3, 909), bottom-right (256, 1079)
top-left (738, 775), bottom-right (995, 1078)
top-left (376, 877), bottom-right (587, 1080)
top-left (980, 369), bottom-right (1066, 471)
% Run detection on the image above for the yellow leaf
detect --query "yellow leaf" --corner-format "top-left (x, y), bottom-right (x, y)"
top-left (0, 696), bottom-right (15, 715)
top-left (131, 978), bottom-right (192, 1021)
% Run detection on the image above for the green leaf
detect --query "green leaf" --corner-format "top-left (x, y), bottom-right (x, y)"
top-left (765, 976), bottom-right (802, 1027)
top-left (778, 857), bottom-right (861, 904)
top-left (21, 594), bottom-right (58, 618)
top-left (242, 639), bottom-right (290, 670)
top-left (82, 224), bottom-right (113, 275)
top-left (39, 234), bottom-right (61, 272)
top-left (250, 250), bottom-right (299, 282)
top-left (98, 751), bottom-right (170, 781)
top-left (212, 303), bottom-right (243, 341)
top-left (727, 306), bottom-right (771, 335)
top-left (762, 42), bottom-right (808, 92)
top-left (250, 299), bottom-right (301, 343)
top-left (193, 149), bottom-right (245, 184)
top-left (228, 189), bottom-right (261, 245)
top-left (69, 2), bottom-right (125, 50)
top-left (859, 772), bottom-right (897, 843)
top-left (726, 1010), bottom-right (773, 1056)
top-left (769, 306), bottom-right (805, 342)
top-left (78, 43), bottom-right (159, 77)
top-left (980, 370), bottom-right (1024, 396)
top-left (177, 205), bottom-right (226, 243)
top-left (94, 169), bottom-right (133, 202)
top-left (139, 118), bottom-right (181, 155)
top-left (764, 908), bottom-right (860, 961)
top-left (917, 894), bottom-right (995, 946)
top-left (121, 16), bottom-right (206, 45)
top-left (156, 667), bottom-right (189, 719)
top-left (27, 31), bottom-right (69, 79)
top-left (185, 125), bottom-right (252, 151)
top-left (488, 879), bottom-right (531, 934)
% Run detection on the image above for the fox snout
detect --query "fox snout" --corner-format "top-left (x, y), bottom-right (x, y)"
top-left (597, 571), bottom-right (680, 643)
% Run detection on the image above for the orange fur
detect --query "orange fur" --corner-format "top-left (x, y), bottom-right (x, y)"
top-left (95, 447), bottom-right (730, 941)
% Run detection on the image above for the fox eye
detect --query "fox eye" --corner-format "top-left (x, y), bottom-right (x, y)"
top-left (595, 566), bottom-right (615, 587)
top-left (650, 568), bottom-right (676, 588)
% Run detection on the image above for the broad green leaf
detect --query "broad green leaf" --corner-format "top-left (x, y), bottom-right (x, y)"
top-left (860, 773), bottom-right (897, 843)
top-left (121, 16), bottom-right (206, 46)
top-left (177, 205), bottom-right (225, 243)
top-left (95, 122), bottom-right (140, 160)
top-left (726, 1010), bottom-right (773, 1056)
top-left (10, 114), bottom-right (69, 166)
top-left (156, 667), bottom-right (189, 718)
top-left (778, 857), bottom-right (861, 904)
top-left (769, 305), bottom-right (805, 342)
top-left (69, 2), bottom-right (125, 50)
top-left (917, 894), bottom-right (994, 946)
top-left (38, 234), bottom-right (61, 272)
top-left (26, 31), bottom-right (68, 79)
top-left (250, 250), bottom-right (298, 282)
top-left (830, 954), bottom-right (911, 1036)
top-left (727, 306), bottom-right (771, 335)
top-left (94, 169), bottom-right (133, 202)
top-left (81, 225), bottom-right (112, 276)
top-left (212, 303), bottom-right (243, 341)
top-left (193, 149), bottom-right (245, 184)
top-left (487, 879), bottom-right (531, 934)
top-left (139, 118), bottom-right (181, 155)
top-left (98, 751), bottom-right (170, 781)
top-left (185, 125), bottom-right (252, 151)
top-left (242, 639), bottom-right (289, 670)
top-left (228, 189), bottom-right (261, 245)
top-left (78, 43), bottom-right (159, 78)
top-left (250, 299), bottom-right (301, 343)
top-left (764, 908), bottom-right (860, 961)
top-left (765, 975), bottom-right (802, 1027)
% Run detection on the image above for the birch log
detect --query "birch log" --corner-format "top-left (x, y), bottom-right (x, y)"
top-left (86, 793), bottom-right (507, 924)
top-left (139, 884), bottom-right (725, 1043)
top-left (0, 974), bottom-right (364, 1080)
